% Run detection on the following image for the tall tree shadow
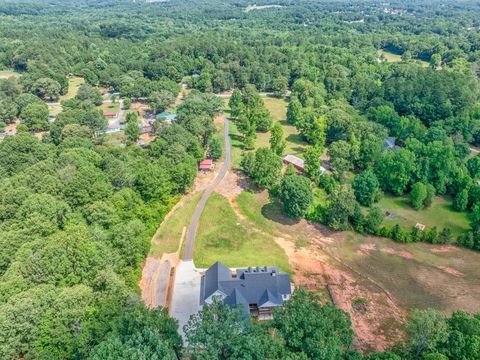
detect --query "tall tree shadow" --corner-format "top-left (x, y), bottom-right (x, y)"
top-left (261, 199), bottom-right (301, 226)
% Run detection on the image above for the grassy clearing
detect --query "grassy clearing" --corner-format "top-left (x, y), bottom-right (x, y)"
top-left (59, 76), bottom-right (85, 102)
top-left (227, 96), bottom-right (307, 168)
top-left (378, 50), bottom-right (402, 62)
top-left (100, 101), bottom-right (120, 113)
top-left (377, 195), bottom-right (469, 236)
top-left (150, 192), bottom-right (202, 257)
top-left (236, 189), bottom-right (480, 314)
top-left (236, 190), bottom-right (308, 239)
top-left (102, 132), bottom-right (127, 147)
top-left (0, 70), bottom-right (21, 79)
top-left (229, 120), bottom-right (245, 168)
top-left (48, 103), bottom-right (63, 116)
top-left (194, 191), bottom-right (290, 272)
top-left (378, 50), bottom-right (429, 68)
top-left (336, 233), bottom-right (480, 312)
top-left (257, 96), bottom-right (308, 157)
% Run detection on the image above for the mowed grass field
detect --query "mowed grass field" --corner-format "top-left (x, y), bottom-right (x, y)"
top-left (150, 192), bottom-right (202, 257)
top-left (194, 191), bottom-right (290, 272)
top-left (378, 49), bottom-right (429, 68)
top-left (337, 234), bottom-right (480, 313)
top-left (49, 76), bottom-right (85, 116)
top-left (377, 195), bottom-right (469, 236)
top-left (100, 101), bottom-right (120, 113)
top-left (229, 120), bottom-right (245, 167)
top-left (59, 76), bottom-right (85, 102)
top-left (236, 188), bottom-right (480, 314)
top-left (228, 95), bottom-right (308, 168)
top-left (256, 96), bottom-right (308, 157)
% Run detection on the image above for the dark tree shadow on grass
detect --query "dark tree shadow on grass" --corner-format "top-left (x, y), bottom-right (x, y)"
top-left (290, 146), bottom-right (306, 154)
top-left (261, 200), bottom-right (301, 226)
top-left (286, 133), bottom-right (306, 145)
top-left (229, 133), bottom-right (245, 148)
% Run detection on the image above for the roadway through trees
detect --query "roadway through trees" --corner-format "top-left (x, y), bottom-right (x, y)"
top-left (183, 114), bottom-right (230, 260)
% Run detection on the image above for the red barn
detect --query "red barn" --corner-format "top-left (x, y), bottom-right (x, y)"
top-left (199, 159), bottom-right (214, 171)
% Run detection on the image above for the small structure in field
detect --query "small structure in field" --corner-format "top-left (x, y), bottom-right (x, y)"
top-left (385, 137), bottom-right (396, 150)
top-left (283, 154), bottom-right (305, 171)
top-left (103, 111), bottom-right (117, 117)
top-left (141, 126), bottom-right (152, 134)
top-left (220, 89), bottom-right (233, 96)
top-left (201, 262), bottom-right (291, 320)
top-left (283, 154), bottom-right (326, 175)
top-left (415, 223), bottom-right (426, 231)
top-left (156, 111), bottom-right (177, 124)
top-left (199, 159), bottom-right (214, 171)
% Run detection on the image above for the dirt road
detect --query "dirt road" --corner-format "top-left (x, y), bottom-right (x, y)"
top-left (183, 115), bottom-right (230, 260)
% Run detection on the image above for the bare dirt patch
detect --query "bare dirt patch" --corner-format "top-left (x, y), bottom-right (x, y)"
top-left (131, 101), bottom-right (151, 126)
top-left (438, 266), bottom-right (464, 277)
top-left (380, 247), bottom-right (415, 260)
top-left (3, 118), bottom-right (19, 135)
top-left (195, 163), bottom-right (223, 192)
top-left (359, 243), bottom-right (377, 252)
top-left (271, 231), bottom-right (406, 352)
top-left (216, 169), bottom-right (248, 200)
top-left (431, 245), bottom-right (459, 253)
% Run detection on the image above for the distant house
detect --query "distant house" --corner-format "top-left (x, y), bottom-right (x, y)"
top-left (103, 111), bottom-right (117, 117)
top-left (283, 154), bottom-right (326, 175)
top-left (415, 223), bottom-right (426, 231)
top-left (220, 89), bottom-right (233, 96)
top-left (156, 111), bottom-right (177, 124)
top-left (201, 262), bottom-right (291, 320)
top-left (199, 159), bottom-right (214, 171)
top-left (141, 126), bottom-right (152, 134)
top-left (385, 137), bottom-right (396, 150)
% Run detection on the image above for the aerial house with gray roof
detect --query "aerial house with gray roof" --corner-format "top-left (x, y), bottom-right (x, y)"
top-left (201, 262), bottom-right (292, 320)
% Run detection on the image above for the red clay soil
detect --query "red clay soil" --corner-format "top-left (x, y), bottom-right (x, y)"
top-left (275, 229), bottom-right (406, 352)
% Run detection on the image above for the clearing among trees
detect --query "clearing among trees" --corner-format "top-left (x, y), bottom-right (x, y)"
top-left (234, 189), bottom-right (480, 352)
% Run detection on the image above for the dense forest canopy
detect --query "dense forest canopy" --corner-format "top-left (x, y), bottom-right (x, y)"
top-left (0, 0), bottom-right (480, 359)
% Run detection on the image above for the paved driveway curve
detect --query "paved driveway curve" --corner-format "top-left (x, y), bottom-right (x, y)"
top-left (183, 115), bottom-right (230, 260)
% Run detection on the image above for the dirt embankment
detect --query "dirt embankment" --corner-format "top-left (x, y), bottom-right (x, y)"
top-left (272, 225), bottom-right (406, 352)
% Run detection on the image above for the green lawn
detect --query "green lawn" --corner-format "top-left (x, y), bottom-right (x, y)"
top-left (256, 96), bottom-right (308, 157)
top-left (378, 50), bottom-right (429, 68)
top-left (59, 76), bottom-right (85, 102)
top-left (228, 96), bottom-right (308, 168)
top-left (377, 195), bottom-right (469, 236)
top-left (102, 131), bottom-right (127, 147)
top-left (229, 120), bottom-right (246, 168)
top-left (236, 190), bottom-right (313, 247)
top-left (194, 191), bottom-right (290, 272)
top-left (337, 233), bottom-right (480, 312)
top-left (100, 101), bottom-right (120, 113)
top-left (150, 192), bottom-right (202, 257)
top-left (48, 103), bottom-right (63, 116)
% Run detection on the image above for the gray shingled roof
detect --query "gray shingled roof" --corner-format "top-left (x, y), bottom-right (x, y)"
top-left (202, 262), bottom-right (291, 313)
top-left (203, 261), bottom-right (232, 299)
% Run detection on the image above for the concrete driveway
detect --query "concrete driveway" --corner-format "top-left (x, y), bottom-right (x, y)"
top-left (169, 260), bottom-right (202, 339)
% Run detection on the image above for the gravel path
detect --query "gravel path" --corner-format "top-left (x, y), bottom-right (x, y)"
top-left (183, 115), bottom-right (230, 260)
